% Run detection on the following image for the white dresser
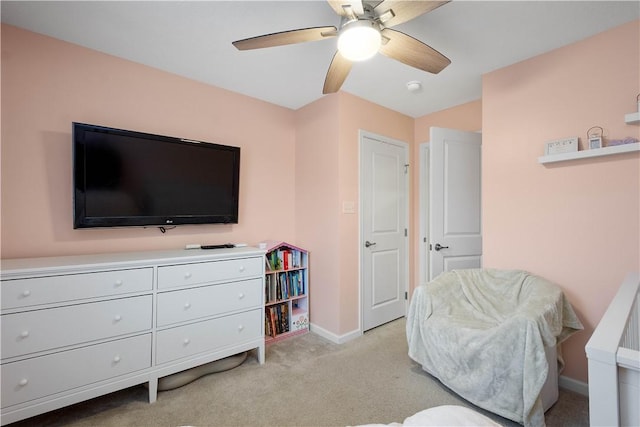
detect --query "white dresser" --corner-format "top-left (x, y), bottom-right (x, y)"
top-left (0, 247), bottom-right (265, 425)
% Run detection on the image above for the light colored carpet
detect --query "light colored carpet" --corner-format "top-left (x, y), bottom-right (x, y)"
top-left (8, 318), bottom-right (589, 426)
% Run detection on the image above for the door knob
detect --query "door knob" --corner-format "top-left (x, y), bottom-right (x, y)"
top-left (434, 243), bottom-right (449, 251)
top-left (365, 241), bottom-right (377, 248)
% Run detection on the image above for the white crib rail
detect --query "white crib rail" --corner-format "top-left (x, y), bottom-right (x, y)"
top-left (586, 272), bottom-right (640, 427)
top-left (621, 291), bottom-right (639, 352)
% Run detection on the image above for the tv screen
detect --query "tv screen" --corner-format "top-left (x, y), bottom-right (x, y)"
top-left (73, 122), bottom-right (240, 228)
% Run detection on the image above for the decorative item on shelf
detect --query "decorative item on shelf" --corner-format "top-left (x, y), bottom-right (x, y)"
top-left (587, 126), bottom-right (604, 149)
top-left (608, 136), bottom-right (640, 146)
top-left (544, 136), bottom-right (578, 155)
top-left (292, 313), bottom-right (309, 331)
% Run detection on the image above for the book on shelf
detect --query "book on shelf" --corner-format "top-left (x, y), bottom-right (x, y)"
top-left (288, 270), bottom-right (305, 296)
top-left (275, 249), bottom-right (291, 271)
top-left (276, 248), bottom-right (302, 270)
top-left (268, 307), bottom-right (277, 338)
top-left (264, 269), bottom-right (306, 304)
top-left (265, 303), bottom-right (290, 338)
top-left (265, 274), bottom-right (278, 303)
top-left (261, 241), bottom-right (306, 271)
top-left (270, 251), bottom-right (280, 270)
top-left (280, 303), bottom-right (289, 334)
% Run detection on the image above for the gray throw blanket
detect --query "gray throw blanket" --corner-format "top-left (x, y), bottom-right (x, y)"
top-left (406, 269), bottom-right (583, 426)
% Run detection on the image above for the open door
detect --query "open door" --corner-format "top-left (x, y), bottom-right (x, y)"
top-left (429, 127), bottom-right (482, 280)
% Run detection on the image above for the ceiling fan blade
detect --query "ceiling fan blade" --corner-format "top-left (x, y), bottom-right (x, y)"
top-left (326, 0), bottom-right (364, 17)
top-left (374, 1), bottom-right (449, 28)
top-left (233, 26), bottom-right (337, 50)
top-left (379, 28), bottom-right (450, 74)
top-left (323, 51), bottom-right (353, 94)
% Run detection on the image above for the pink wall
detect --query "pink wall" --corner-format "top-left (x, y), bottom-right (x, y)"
top-left (1, 24), bottom-right (297, 258)
top-left (483, 20), bottom-right (640, 382)
top-left (414, 100), bottom-right (482, 143)
top-left (294, 95), bottom-right (342, 334)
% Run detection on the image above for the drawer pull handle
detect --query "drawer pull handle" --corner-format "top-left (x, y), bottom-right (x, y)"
top-left (184, 272), bottom-right (192, 279)
top-left (238, 325), bottom-right (245, 332)
top-left (18, 378), bottom-right (28, 387)
top-left (113, 355), bottom-right (121, 364)
top-left (183, 338), bottom-right (190, 345)
top-left (184, 302), bottom-right (191, 309)
top-left (239, 266), bottom-right (245, 272)
top-left (114, 315), bottom-right (122, 322)
top-left (21, 290), bottom-right (31, 297)
top-left (114, 279), bottom-right (123, 287)
top-left (20, 330), bottom-right (30, 339)
top-left (238, 292), bottom-right (245, 299)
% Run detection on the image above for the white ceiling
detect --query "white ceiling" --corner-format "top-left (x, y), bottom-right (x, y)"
top-left (2, 1), bottom-right (639, 118)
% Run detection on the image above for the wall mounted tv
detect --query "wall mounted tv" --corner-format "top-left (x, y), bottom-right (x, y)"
top-left (73, 122), bottom-right (240, 229)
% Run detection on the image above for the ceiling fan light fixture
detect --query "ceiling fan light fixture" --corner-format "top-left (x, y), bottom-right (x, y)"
top-left (337, 20), bottom-right (381, 62)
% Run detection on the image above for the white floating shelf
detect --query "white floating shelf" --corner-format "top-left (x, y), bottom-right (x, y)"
top-left (538, 142), bottom-right (640, 164)
top-left (625, 111), bottom-right (640, 125)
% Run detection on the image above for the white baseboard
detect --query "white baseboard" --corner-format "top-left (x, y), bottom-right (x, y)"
top-left (559, 375), bottom-right (589, 396)
top-left (310, 322), bottom-right (361, 344)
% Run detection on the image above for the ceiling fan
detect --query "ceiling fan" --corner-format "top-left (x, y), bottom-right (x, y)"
top-left (232, 1), bottom-right (451, 94)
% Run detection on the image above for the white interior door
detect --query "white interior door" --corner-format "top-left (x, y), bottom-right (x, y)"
top-left (361, 132), bottom-right (408, 331)
top-left (429, 127), bottom-right (482, 280)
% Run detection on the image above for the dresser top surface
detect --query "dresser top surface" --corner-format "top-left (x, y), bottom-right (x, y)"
top-left (1, 247), bottom-right (266, 278)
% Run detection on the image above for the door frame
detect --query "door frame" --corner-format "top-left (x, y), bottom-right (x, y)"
top-left (359, 130), bottom-right (410, 333)
top-left (418, 142), bottom-right (430, 287)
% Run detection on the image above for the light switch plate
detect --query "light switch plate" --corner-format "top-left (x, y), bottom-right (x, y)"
top-left (342, 201), bottom-right (355, 214)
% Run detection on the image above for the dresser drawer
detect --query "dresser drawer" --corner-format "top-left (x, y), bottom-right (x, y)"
top-left (1, 268), bottom-right (153, 310)
top-left (1, 334), bottom-right (151, 408)
top-left (157, 278), bottom-right (262, 327)
top-left (1, 295), bottom-right (152, 359)
top-left (157, 257), bottom-right (263, 289)
top-left (156, 309), bottom-right (262, 365)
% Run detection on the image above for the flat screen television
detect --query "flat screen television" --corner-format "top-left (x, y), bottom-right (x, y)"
top-left (73, 122), bottom-right (240, 228)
